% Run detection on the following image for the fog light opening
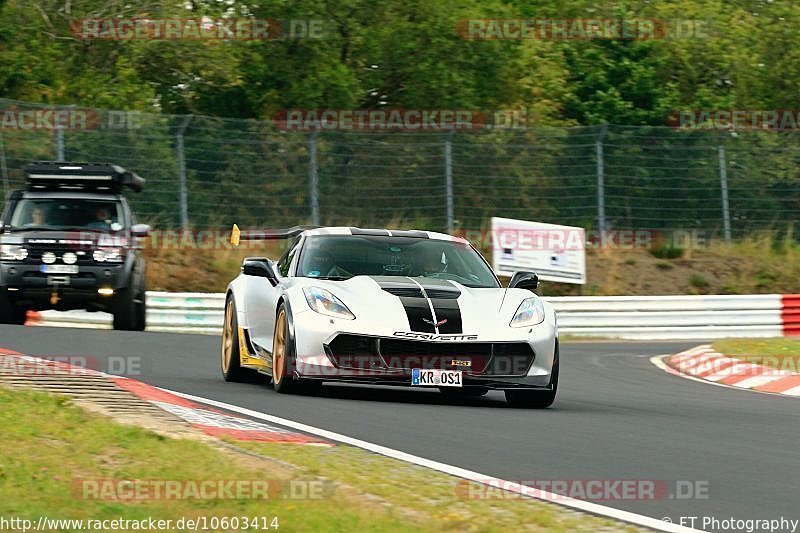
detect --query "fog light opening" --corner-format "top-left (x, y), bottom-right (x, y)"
top-left (98, 288), bottom-right (114, 296)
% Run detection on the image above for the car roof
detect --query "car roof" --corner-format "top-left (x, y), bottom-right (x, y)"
top-left (18, 190), bottom-right (123, 201)
top-left (301, 227), bottom-right (466, 243)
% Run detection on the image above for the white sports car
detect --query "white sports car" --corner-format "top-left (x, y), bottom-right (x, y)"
top-left (221, 226), bottom-right (559, 408)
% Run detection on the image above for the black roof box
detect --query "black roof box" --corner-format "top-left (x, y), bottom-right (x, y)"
top-left (23, 161), bottom-right (145, 193)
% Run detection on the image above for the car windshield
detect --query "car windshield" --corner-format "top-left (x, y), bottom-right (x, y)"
top-left (297, 235), bottom-right (499, 288)
top-left (8, 198), bottom-right (124, 232)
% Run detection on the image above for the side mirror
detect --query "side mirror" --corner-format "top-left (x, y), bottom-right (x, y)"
top-left (131, 223), bottom-right (150, 237)
top-left (242, 259), bottom-right (279, 286)
top-left (509, 271), bottom-right (539, 291)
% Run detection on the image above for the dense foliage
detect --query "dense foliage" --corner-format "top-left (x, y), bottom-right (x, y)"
top-left (0, 1), bottom-right (798, 235)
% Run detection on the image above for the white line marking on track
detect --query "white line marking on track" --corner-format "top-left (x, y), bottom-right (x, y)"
top-left (158, 386), bottom-right (701, 533)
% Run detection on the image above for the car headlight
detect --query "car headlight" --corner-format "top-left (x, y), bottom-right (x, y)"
top-left (510, 297), bottom-right (546, 327)
top-left (93, 248), bottom-right (123, 263)
top-left (303, 286), bottom-right (355, 320)
top-left (0, 244), bottom-right (28, 261)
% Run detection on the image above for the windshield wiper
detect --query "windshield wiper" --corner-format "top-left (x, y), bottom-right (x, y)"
top-left (311, 276), bottom-right (351, 281)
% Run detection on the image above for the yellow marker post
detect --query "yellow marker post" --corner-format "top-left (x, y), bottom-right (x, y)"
top-left (230, 224), bottom-right (240, 247)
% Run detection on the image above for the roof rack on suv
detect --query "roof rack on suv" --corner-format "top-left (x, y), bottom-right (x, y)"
top-left (23, 161), bottom-right (145, 193)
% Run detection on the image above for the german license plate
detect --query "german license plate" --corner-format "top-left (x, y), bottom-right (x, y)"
top-left (411, 368), bottom-right (462, 387)
top-left (40, 264), bottom-right (79, 274)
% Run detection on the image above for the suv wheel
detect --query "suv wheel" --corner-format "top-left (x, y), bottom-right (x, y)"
top-left (0, 289), bottom-right (26, 325)
top-left (113, 281), bottom-right (145, 331)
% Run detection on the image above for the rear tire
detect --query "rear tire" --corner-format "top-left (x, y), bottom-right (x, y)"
top-left (505, 348), bottom-right (559, 409)
top-left (0, 289), bottom-right (26, 325)
top-left (221, 296), bottom-right (249, 382)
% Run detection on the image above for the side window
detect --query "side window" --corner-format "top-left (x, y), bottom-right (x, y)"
top-left (277, 237), bottom-right (301, 277)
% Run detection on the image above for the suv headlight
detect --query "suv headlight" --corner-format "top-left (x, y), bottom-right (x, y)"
top-left (303, 287), bottom-right (355, 320)
top-left (1, 244), bottom-right (28, 261)
top-left (510, 297), bottom-right (546, 327)
top-left (93, 248), bottom-right (124, 263)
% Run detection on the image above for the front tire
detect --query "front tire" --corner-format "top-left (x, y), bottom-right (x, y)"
top-left (271, 303), bottom-right (320, 395)
top-left (0, 289), bottom-right (26, 325)
top-left (112, 276), bottom-right (145, 331)
top-left (505, 350), bottom-right (559, 409)
top-left (272, 304), bottom-right (299, 394)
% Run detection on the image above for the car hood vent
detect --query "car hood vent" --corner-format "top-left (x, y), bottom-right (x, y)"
top-left (380, 286), bottom-right (461, 299)
top-left (382, 286), bottom-right (424, 298)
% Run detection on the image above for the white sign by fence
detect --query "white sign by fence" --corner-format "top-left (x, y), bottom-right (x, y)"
top-left (491, 217), bottom-right (586, 284)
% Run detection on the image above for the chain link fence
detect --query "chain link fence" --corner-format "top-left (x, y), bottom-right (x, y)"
top-left (1, 98), bottom-right (798, 239)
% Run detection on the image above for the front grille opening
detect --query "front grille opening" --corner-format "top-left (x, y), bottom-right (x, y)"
top-left (326, 334), bottom-right (385, 370)
top-left (326, 334), bottom-right (534, 376)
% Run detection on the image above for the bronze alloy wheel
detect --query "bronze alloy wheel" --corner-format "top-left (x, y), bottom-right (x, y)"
top-left (221, 298), bottom-right (234, 374)
top-left (273, 308), bottom-right (287, 384)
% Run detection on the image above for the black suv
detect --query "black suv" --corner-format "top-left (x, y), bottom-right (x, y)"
top-left (0, 162), bottom-right (149, 330)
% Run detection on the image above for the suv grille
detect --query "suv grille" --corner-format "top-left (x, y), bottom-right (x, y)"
top-left (25, 245), bottom-right (95, 265)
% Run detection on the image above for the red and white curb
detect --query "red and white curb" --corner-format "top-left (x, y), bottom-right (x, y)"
top-left (0, 348), bottom-right (329, 445)
top-left (656, 344), bottom-right (800, 397)
top-left (111, 377), bottom-right (330, 445)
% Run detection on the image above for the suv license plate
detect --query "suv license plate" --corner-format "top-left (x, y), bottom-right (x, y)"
top-left (411, 368), bottom-right (462, 387)
top-left (40, 264), bottom-right (79, 274)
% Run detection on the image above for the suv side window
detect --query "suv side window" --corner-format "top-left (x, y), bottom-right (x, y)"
top-left (277, 237), bottom-right (301, 277)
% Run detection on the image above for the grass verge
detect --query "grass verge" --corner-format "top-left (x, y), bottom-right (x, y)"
top-left (0, 385), bottom-right (634, 532)
top-left (231, 440), bottom-right (637, 533)
top-left (712, 338), bottom-right (800, 373)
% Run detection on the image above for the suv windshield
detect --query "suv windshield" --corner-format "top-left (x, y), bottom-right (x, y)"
top-left (297, 235), bottom-right (499, 288)
top-left (8, 198), bottom-right (124, 232)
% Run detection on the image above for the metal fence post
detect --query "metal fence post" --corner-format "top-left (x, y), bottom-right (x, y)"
top-left (0, 131), bottom-right (9, 199)
top-left (176, 115), bottom-right (193, 230)
top-left (445, 130), bottom-right (454, 234)
top-left (308, 131), bottom-right (320, 226)
top-left (718, 134), bottom-right (732, 242)
top-left (596, 123), bottom-right (608, 232)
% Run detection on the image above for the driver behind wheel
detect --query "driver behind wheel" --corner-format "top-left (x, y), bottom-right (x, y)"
top-left (418, 250), bottom-right (447, 276)
top-left (305, 250), bottom-right (350, 278)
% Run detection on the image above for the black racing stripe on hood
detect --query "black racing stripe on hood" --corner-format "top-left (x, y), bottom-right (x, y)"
top-left (373, 276), bottom-right (462, 333)
top-left (373, 277), bottom-right (433, 332)
top-left (399, 296), bottom-right (436, 333)
top-left (430, 297), bottom-right (463, 333)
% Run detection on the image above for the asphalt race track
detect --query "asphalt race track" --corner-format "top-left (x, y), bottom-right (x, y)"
top-left (3, 325), bottom-right (798, 531)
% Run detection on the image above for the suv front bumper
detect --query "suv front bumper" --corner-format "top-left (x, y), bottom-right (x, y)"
top-left (0, 262), bottom-right (126, 310)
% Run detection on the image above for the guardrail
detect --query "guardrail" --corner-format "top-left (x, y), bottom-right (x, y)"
top-left (30, 292), bottom-right (797, 340)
